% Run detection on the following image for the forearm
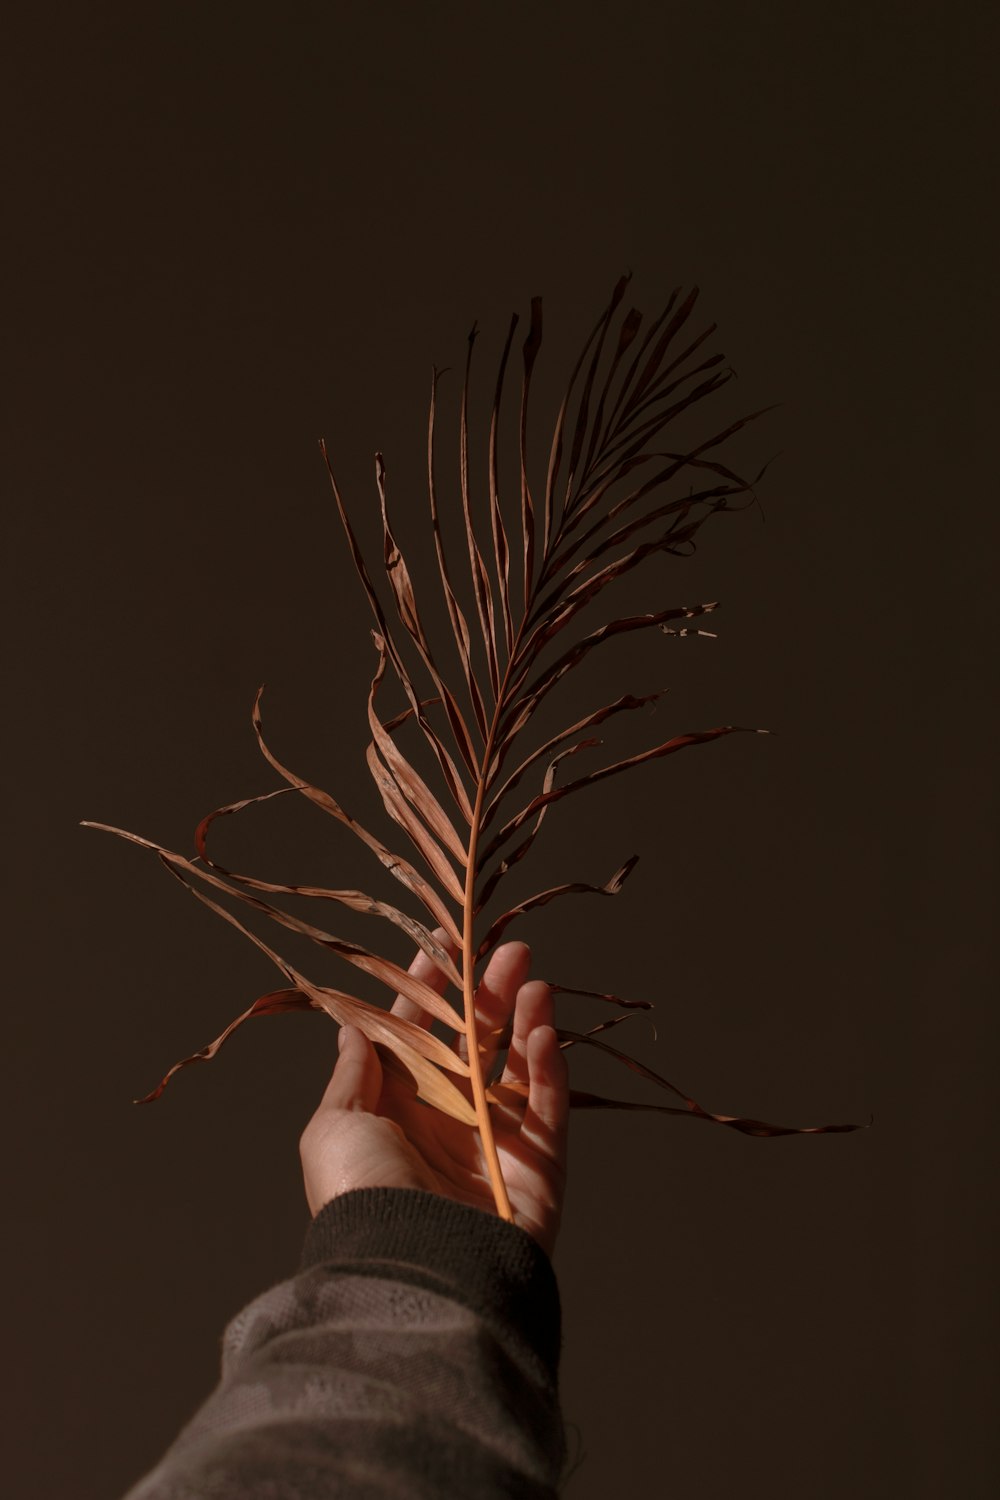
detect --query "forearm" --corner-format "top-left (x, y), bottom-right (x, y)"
top-left (123, 1189), bottom-right (566, 1500)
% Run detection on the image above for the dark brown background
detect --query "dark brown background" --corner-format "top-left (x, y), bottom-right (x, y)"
top-left (4, 2), bottom-right (996, 1496)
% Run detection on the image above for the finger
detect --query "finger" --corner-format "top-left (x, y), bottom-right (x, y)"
top-left (501, 977), bottom-right (554, 1087)
top-left (319, 1024), bottom-right (383, 1114)
top-left (521, 1022), bottom-right (569, 1169)
top-left (461, 941), bottom-right (532, 1076)
top-left (390, 927), bottom-right (459, 1030)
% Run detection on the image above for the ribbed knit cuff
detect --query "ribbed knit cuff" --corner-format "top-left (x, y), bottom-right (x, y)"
top-left (301, 1187), bottom-right (562, 1378)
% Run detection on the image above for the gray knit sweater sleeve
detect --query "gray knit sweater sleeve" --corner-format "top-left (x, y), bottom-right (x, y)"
top-left (123, 1188), bottom-right (566, 1499)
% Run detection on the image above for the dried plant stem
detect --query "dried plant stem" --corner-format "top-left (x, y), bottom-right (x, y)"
top-left (462, 630), bottom-right (530, 1222)
top-left (467, 499), bottom-right (595, 1217)
top-left (463, 829), bottom-right (511, 1221)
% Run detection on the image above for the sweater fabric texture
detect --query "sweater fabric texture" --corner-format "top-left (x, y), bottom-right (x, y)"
top-left (123, 1188), bottom-right (566, 1499)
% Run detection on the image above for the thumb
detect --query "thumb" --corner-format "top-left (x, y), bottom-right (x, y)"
top-left (319, 1024), bottom-right (383, 1113)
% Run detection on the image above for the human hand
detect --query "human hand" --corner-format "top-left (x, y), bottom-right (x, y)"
top-left (299, 936), bottom-right (569, 1256)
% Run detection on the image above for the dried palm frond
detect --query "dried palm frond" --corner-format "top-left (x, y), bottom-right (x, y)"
top-left (85, 277), bottom-right (861, 1223)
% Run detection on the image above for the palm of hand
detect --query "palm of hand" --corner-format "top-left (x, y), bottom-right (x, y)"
top-left (300, 937), bottom-right (568, 1256)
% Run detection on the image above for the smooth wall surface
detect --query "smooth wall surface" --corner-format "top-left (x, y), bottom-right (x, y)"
top-left (4, 3), bottom-right (996, 1496)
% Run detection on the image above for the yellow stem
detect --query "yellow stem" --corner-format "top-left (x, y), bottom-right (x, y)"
top-left (462, 621), bottom-right (529, 1222)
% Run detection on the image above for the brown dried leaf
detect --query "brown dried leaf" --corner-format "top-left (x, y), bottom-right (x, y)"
top-left (557, 408), bottom-right (774, 572)
top-left (495, 604), bottom-right (718, 756)
top-left (579, 302), bottom-right (643, 484)
top-left (305, 985), bottom-right (478, 1125)
top-left (85, 821), bottom-right (467, 1033)
top-left (321, 439), bottom-right (475, 818)
top-left (482, 723), bottom-right (754, 869)
top-left (564, 277), bottom-right (632, 503)
top-left (556, 1030), bottom-right (863, 1137)
top-left (534, 479), bottom-right (740, 629)
top-left (518, 296), bottom-right (543, 607)
top-left (546, 982), bottom-right (653, 1011)
top-left (251, 686), bottom-right (462, 945)
top-left (482, 688), bottom-right (667, 826)
top-left (563, 1088), bottom-right (865, 1136)
top-left (543, 275), bottom-right (632, 551)
top-left (366, 740), bottom-right (466, 904)
top-left (149, 850), bottom-right (478, 1121)
top-left (488, 313), bottom-right (519, 654)
top-left (591, 290), bottom-right (680, 458)
top-left (192, 788), bottom-right (463, 989)
top-left (607, 285), bottom-right (702, 436)
top-left (363, 644), bottom-right (467, 903)
top-left (375, 453), bottom-right (481, 791)
top-left (475, 854), bottom-right (639, 960)
top-left (475, 738), bottom-right (601, 909)
top-left (135, 988), bottom-right (313, 1103)
top-left (367, 635), bottom-right (468, 865)
top-left (460, 327), bottom-right (501, 698)
top-left (519, 526), bottom-right (723, 673)
top-left (428, 367), bottom-right (491, 744)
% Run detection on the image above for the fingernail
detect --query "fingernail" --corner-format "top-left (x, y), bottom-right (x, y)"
top-left (338, 1024), bottom-right (352, 1052)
